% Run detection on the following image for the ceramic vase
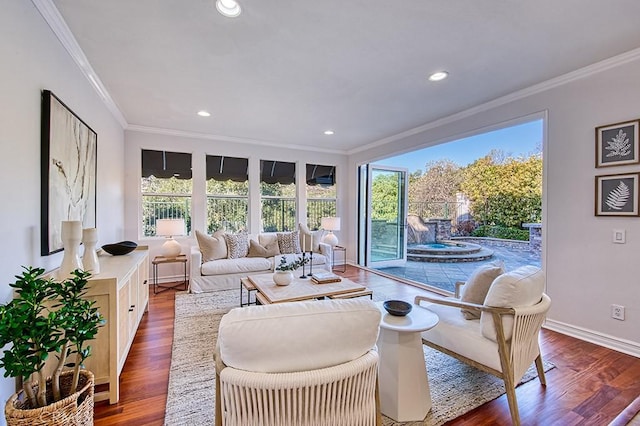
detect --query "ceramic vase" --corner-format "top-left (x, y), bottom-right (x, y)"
top-left (82, 228), bottom-right (100, 274)
top-left (59, 221), bottom-right (83, 279)
top-left (273, 271), bottom-right (294, 286)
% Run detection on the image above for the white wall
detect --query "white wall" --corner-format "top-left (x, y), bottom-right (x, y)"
top-left (124, 130), bottom-right (347, 279)
top-left (348, 51), bottom-right (640, 355)
top-left (0, 1), bottom-right (125, 417)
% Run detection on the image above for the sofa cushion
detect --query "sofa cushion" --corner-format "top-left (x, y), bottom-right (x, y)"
top-left (480, 265), bottom-right (545, 342)
top-left (218, 299), bottom-right (381, 373)
top-left (277, 231), bottom-right (301, 254)
top-left (299, 223), bottom-right (325, 252)
top-left (258, 233), bottom-right (278, 248)
top-left (195, 229), bottom-right (227, 261)
top-left (225, 232), bottom-right (249, 259)
top-left (247, 239), bottom-right (281, 258)
top-left (460, 261), bottom-right (505, 320)
top-left (201, 257), bottom-right (271, 275)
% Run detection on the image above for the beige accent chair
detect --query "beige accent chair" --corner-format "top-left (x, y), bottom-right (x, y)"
top-left (414, 265), bottom-right (551, 426)
top-left (214, 298), bottom-right (382, 426)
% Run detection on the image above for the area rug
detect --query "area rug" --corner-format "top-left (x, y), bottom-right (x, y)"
top-left (164, 290), bottom-right (554, 426)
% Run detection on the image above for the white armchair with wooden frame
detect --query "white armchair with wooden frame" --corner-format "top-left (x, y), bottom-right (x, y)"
top-left (214, 298), bottom-right (382, 426)
top-left (414, 265), bottom-right (550, 426)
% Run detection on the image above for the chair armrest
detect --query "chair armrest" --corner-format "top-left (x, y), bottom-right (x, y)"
top-left (454, 281), bottom-right (465, 298)
top-left (318, 242), bottom-right (332, 259)
top-left (414, 294), bottom-right (514, 315)
top-left (190, 245), bottom-right (203, 278)
top-left (415, 294), bottom-right (484, 313)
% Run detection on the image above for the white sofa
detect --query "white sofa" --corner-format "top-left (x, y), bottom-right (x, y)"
top-left (190, 232), bottom-right (333, 293)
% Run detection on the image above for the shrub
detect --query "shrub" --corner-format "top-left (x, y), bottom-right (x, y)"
top-left (455, 219), bottom-right (476, 236)
top-left (471, 225), bottom-right (529, 241)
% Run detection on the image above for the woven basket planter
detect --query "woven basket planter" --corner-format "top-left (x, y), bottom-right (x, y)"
top-left (4, 370), bottom-right (94, 426)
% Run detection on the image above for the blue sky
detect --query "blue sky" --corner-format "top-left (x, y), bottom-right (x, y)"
top-left (383, 119), bottom-right (543, 173)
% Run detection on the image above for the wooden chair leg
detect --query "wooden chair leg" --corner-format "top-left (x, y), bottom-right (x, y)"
top-left (503, 372), bottom-right (521, 426)
top-left (535, 354), bottom-right (547, 386)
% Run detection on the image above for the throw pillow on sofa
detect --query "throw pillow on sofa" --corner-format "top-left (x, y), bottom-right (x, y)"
top-left (225, 232), bottom-right (249, 259)
top-left (195, 229), bottom-right (228, 261)
top-left (277, 231), bottom-right (301, 254)
top-left (459, 261), bottom-right (505, 320)
top-left (247, 239), bottom-right (281, 258)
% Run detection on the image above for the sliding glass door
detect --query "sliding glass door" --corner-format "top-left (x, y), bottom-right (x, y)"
top-left (361, 164), bottom-right (408, 268)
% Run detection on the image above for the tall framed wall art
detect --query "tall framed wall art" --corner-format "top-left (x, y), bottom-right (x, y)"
top-left (41, 90), bottom-right (97, 255)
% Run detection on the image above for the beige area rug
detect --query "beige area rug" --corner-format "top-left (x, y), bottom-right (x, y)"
top-left (164, 290), bottom-right (554, 426)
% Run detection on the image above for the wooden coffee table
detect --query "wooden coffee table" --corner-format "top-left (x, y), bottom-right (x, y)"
top-left (245, 273), bottom-right (366, 304)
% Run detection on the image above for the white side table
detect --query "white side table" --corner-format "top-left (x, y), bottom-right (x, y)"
top-left (376, 301), bottom-right (439, 422)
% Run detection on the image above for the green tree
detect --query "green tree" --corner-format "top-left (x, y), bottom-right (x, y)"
top-left (461, 150), bottom-right (542, 227)
top-left (409, 159), bottom-right (462, 204)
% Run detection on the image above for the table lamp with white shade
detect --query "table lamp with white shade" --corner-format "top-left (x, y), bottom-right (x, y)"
top-left (321, 217), bottom-right (341, 247)
top-left (156, 218), bottom-right (185, 258)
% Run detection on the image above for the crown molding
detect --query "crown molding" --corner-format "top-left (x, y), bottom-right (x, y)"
top-left (31, 0), bottom-right (128, 128)
top-left (348, 47), bottom-right (640, 156)
top-left (126, 125), bottom-right (347, 154)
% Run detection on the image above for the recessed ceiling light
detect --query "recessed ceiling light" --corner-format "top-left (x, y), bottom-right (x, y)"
top-left (428, 71), bottom-right (449, 82)
top-left (197, 110), bottom-right (211, 117)
top-left (216, 0), bottom-right (241, 18)
top-left (324, 130), bottom-right (334, 135)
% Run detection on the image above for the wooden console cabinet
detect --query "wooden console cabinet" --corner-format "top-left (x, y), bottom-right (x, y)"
top-left (46, 246), bottom-right (150, 404)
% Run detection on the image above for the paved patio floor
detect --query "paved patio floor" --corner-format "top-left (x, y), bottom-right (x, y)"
top-left (374, 243), bottom-right (541, 293)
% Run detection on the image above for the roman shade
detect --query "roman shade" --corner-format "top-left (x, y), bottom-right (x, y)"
top-left (306, 163), bottom-right (335, 186)
top-left (260, 160), bottom-right (296, 185)
top-left (141, 149), bottom-right (192, 179)
top-left (206, 155), bottom-right (248, 182)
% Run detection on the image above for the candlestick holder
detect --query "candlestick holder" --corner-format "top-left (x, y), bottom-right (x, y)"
top-left (307, 250), bottom-right (314, 277)
top-left (299, 252), bottom-right (307, 278)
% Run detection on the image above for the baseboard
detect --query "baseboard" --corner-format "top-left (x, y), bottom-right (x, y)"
top-left (545, 319), bottom-right (640, 358)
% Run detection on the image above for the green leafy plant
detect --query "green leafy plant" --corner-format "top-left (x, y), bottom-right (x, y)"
top-left (471, 225), bottom-right (529, 241)
top-left (275, 256), bottom-right (308, 271)
top-left (0, 267), bottom-right (105, 408)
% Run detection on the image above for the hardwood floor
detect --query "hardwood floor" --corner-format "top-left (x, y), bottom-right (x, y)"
top-left (94, 266), bottom-right (640, 425)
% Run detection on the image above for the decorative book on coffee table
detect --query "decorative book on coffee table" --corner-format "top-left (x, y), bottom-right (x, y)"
top-left (311, 271), bottom-right (342, 284)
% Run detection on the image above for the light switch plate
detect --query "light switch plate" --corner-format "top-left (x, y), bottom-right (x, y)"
top-left (613, 229), bottom-right (626, 244)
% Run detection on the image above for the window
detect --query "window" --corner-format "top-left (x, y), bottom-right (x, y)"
top-left (206, 155), bottom-right (249, 233)
top-left (260, 160), bottom-right (296, 232)
top-left (306, 164), bottom-right (336, 230)
top-left (141, 149), bottom-right (192, 237)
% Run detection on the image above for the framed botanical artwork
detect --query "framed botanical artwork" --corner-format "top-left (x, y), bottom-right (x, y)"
top-left (595, 119), bottom-right (640, 168)
top-left (595, 173), bottom-right (640, 217)
top-left (41, 90), bottom-right (97, 255)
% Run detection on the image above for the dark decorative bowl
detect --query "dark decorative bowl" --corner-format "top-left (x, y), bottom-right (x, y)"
top-left (383, 300), bottom-right (413, 316)
top-left (102, 241), bottom-right (138, 256)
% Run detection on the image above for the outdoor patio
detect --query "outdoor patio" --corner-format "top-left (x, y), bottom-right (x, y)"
top-left (374, 242), bottom-right (541, 293)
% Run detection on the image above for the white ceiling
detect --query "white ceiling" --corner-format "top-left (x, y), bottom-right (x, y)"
top-left (49, 0), bottom-right (640, 153)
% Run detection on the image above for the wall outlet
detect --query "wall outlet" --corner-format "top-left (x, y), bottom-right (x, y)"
top-left (611, 304), bottom-right (625, 321)
top-left (613, 229), bottom-right (626, 244)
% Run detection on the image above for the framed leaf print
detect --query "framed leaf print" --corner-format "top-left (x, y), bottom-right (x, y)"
top-left (595, 173), bottom-right (640, 216)
top-left (595, 119), bottom-right (640, 168)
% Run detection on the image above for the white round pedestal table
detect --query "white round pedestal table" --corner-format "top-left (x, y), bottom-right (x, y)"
top-left (376, 301), bottom-right (439, 422)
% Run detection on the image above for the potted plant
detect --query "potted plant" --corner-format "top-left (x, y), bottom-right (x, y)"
top-left (0, 266), bottom-right (105, 425)
top-left (273, 256), bottom-right (307, 286)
